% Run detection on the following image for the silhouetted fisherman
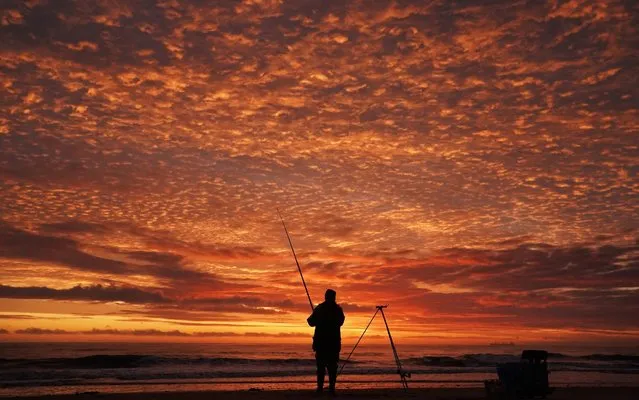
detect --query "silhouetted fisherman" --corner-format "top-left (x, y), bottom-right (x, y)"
top-left (307, 289), bottom-right (345, 394)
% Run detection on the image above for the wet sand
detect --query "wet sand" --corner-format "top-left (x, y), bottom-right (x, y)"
top-left (8, 387), bottom-right (639, 400)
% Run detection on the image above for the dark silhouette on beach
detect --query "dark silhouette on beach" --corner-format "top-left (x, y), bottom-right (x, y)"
top-left (307, 289), bottom-right (345, 394)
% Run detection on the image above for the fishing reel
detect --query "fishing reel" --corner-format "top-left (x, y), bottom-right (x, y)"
top-left (397, 368), bottom-right (411, 378)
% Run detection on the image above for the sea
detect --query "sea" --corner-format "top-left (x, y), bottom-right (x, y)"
top-left (1, 342), bottom-right (638, 396)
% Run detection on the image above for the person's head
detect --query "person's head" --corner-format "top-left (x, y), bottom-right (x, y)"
top-left (325, 289), bottom-right (337, 303)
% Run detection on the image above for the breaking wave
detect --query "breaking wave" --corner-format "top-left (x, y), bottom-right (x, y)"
top-left (408, 353), bottom-right (639, 373)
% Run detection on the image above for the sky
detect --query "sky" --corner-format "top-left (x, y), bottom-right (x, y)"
top-left (0, 0), bottom-right (638, 345)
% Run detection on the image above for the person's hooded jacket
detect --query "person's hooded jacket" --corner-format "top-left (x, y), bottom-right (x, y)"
top-left (307, 289), bottom-right (345, 352)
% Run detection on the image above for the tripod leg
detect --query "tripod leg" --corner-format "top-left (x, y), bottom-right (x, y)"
top-left (338, 308), bottom-right (379, 376)
top-left (379, 308), bottom-right (408, 391)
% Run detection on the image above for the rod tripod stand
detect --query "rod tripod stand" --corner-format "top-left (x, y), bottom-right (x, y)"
top-left (339, 305), bottom-right (410, 390)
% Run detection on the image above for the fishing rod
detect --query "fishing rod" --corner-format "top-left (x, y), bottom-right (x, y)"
top-left (277, 208), bottom-right (314, 312)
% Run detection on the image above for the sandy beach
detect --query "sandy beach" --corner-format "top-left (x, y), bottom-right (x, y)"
top-left (7, 387), bottom-right (639, 400)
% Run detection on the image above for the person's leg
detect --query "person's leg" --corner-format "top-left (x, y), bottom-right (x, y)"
top-left (327, 352), bottom-right (339, 393)
top-left (315, 352), bottom-right (325, 392)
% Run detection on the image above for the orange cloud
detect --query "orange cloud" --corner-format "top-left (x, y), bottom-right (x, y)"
top-left (0, 0), bottom-right (637, 345)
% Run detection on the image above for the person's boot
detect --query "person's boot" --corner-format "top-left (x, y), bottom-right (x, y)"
top-left (328, 376), bottom-right (336, 396)
top-left (316, 373), bottom-right (325, 394)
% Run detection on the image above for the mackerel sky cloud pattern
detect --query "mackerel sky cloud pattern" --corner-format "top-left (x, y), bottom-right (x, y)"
top-left (0, 0), bottom-right (637, 343)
